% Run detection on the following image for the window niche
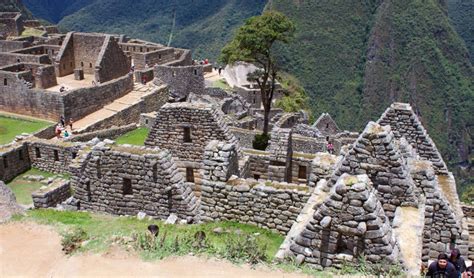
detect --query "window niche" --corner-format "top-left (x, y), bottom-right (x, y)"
top-left (183, 127), bottom-right (192, 143)
top-left (123, 178), bottom-right (133, 195)
top-left (186, 168), bottom-right (194, 183)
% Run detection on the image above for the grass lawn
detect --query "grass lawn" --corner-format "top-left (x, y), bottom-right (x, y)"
top-left (0, 115), bottom-right (51, 145)
top-left (115, 127), bottom-right (149, 146)
top-left (7, 168), bottom-right (63, 205)
top-left (21, 27), bottom-right (46, 37)
top-left (211, 79), bottom-right (232, 91)
top-left (15, 210), bottom-right (283, 261)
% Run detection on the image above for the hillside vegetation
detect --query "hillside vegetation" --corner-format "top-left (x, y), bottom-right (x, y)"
top-left (22, 0), bottom-right (94, 23)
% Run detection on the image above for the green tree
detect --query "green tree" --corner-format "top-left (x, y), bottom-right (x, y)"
top-left (220, 11), bottom-right (295, 135)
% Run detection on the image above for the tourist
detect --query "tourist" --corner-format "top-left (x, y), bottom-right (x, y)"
top-left (64, 130), bottom-right (70, 138)
top-left (218, 67), bottom-right (222, 76)
top-left (449, 248), bottom-right (467, 277)
top-left (68, 118), bottom-right (74, 130)
top-left (55, 124), bottom-right (62, 139)
top-left (142, 75), bottom-right (147, 85)
top-left (327, 141), bottom-right (334, 154)
top-left (204, 58), bottom-right (209, 64)
top-left (426, 253), bottom-right (458, 278)
top-left (60, 115), bottom-right (65, 127)
top-left (59, 86), bottom-right (65, 93)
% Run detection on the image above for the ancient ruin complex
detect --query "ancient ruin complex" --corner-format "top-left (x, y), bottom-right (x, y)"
top-left (0, 12), bottom-right (472, 273)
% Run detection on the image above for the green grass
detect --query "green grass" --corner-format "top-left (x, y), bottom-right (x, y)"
top-left (6, 168), bottom-right (64, 205)
top-left (115, 127), bottom-right (149, 146)
top-left (14, 209), bottom-right (284, 260)
top-left (211, 79), bottom-right (232, 91)
top-left (0, 115), bottom-right (51, 145)
top-left (21, 27), bottom-right (46, 37)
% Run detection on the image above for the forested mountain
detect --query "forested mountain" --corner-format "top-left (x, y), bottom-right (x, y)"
top-left (22, 0), bottom-right (94, 23)
top-left (13, 0), bottom-right (474, 199)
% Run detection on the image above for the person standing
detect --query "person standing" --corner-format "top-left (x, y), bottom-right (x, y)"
top-left (68, 118), bottom-right (74, 131)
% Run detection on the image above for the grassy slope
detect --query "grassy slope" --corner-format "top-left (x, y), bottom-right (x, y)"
top-left (57, 0), bottom-right (266, 61)
top-left (115, 127), bottom-right (149, 146)
top-left (0, 115), bottom-right (51, 145)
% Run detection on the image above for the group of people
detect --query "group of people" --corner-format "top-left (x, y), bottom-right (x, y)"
top-left (55, 116), bottom-right (73, 139)
top-left (192, 58), bottom-right (209, 65)
top-left (425, 249), bottom-right (472, 278)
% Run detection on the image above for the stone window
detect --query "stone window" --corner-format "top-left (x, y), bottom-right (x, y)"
top-left (153, 163), bottom-right (158, 182)
top-left (122, 178), bottom-right (133, 195)
top-left (53, 150), bottom-right (59, 161)
top-left (17, 58), bottom-right (20, 63)
top-left (63, 64), bottom-right (65, 70)
top-left (298, 165), bottom-right (307, 179)
top-left (183, 127), bottom-right (192, 143)
top-left (89, 63), bottom-right (92, 68)
top-left (146, 48), bottom-right (149, 52)
top-left (193, 69), bottom-right (197, 75)
top-left (86, 181), bottom-right (91, 201)
top-left (70, 62), bottom-right (73, 67)
top-left (158, 54), bottom-right (161, 60)
top-left (71, 152), bottom-right (77, 159)
top-left (35, 147), bottom-right (41, 158)
top-left (81, 61), bottom-right (84, 67)
top-left (172, 71), bottom-right (176, 77)
top-left (140, 47), bottom-right (143, 52)
top-left (133, 46), bottom-right (136, 51)
top-left (97, 160), bottom-right (101, 178)
top-left (145, 119), bottom-right (149, 125)
top-left (18, 149), bottom-right (23, 161)
top-left (186, 168), bottom-right (194, 182)
top-left (167, 190), bottom-right (173, 212)
top-left (326, 123), bottom-right (329, 129)
top-left (254, 174), bottom-right (260, 180)
top-left (3, 78), bottom-right (7, 86)
top-left (3, 157), bottom-right (8, 168)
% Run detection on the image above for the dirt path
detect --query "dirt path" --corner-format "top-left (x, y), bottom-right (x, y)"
top-left (0, 222), bottom-right (308, 277)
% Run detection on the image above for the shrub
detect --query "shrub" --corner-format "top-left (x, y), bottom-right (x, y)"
top-left (61, 227), bottom-right (88, 254)
top-left (252, 133), bottom-right (271, 150)
top-left (219, 235), bottom-right (268, 265)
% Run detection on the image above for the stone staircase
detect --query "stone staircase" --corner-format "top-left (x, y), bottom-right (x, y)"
top-left (72, 82), bottom-right (159, 133)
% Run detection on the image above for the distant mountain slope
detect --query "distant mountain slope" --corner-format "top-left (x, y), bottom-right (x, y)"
top-left (447, 0), bottom-right (474, 63)
top-left (57, 0), bottom-right (266, 60)
top-left (22, 0), bottom-right (94, 23)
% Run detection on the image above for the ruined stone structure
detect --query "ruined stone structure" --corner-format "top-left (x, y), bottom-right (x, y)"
top-left (0, 12), bottom-right (470, 272)
top-left (0, 13), bottom-right (24, 37)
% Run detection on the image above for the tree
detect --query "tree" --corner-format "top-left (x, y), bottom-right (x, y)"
top-left (220, 11), bottom-right (295, 136)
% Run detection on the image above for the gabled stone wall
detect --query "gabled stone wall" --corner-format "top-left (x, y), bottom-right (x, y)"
top-left (289, 174), bottom-right (399, 267)
top-left (377, 103), bottom-right (448, 174)
top-left (329, 122), bottom-right (418, 220)
top-left (71, 144), bottom-right (199, 221)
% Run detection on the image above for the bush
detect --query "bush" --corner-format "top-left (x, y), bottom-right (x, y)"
top-left (252, 133), bottom-right (271, 150)
top-left (61, 227), bottom-right (88, 254)
top-left (219, 235), bottom-right (267, 265)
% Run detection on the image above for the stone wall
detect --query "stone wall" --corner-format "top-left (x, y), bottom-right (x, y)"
top-left (76, 85), bottom-right (168, 133)
top-left (377, 103), bottom-right (448, 174)
top-left (139, 112), bottom-right (157, 129)
top-left (61, 74), bottom-right (133, 122)
top-left (131, 47), bottom-right (176, 69)
top-left (289, 174), bottom-right (399, 267)
top-left (0, 12), bottom-right (24, 36)
top-left (329, 122), bottom-right (418, 220)
top-left (313, 113), bottom-right (340, 136)
top-left (71, 143), bottom-right (199, 221)
top-left (32, 179), bottom-right (71, 208)
top-left (153, 64), bottom-right (205, 100)
top-left (410, 160), bottom-right (467, 263)
top-left (245, 150), bottom-right (270, 180)
top-left (0, 40), bottom-right (30, 52)
top-left (27, 140), bottom-right (82, 174)
top-left (0, 52), bottom-right (50, 66)
top-left (0, 142), bottom-right (30, 182)
top-left (67, 124), bottom-right (137, 142)
top-left (145, 102), bottom-right (238, 164)
top-left (229, 127), bottom-right (259, 149)
top-left (95, 36), bottom-right (130, 83)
